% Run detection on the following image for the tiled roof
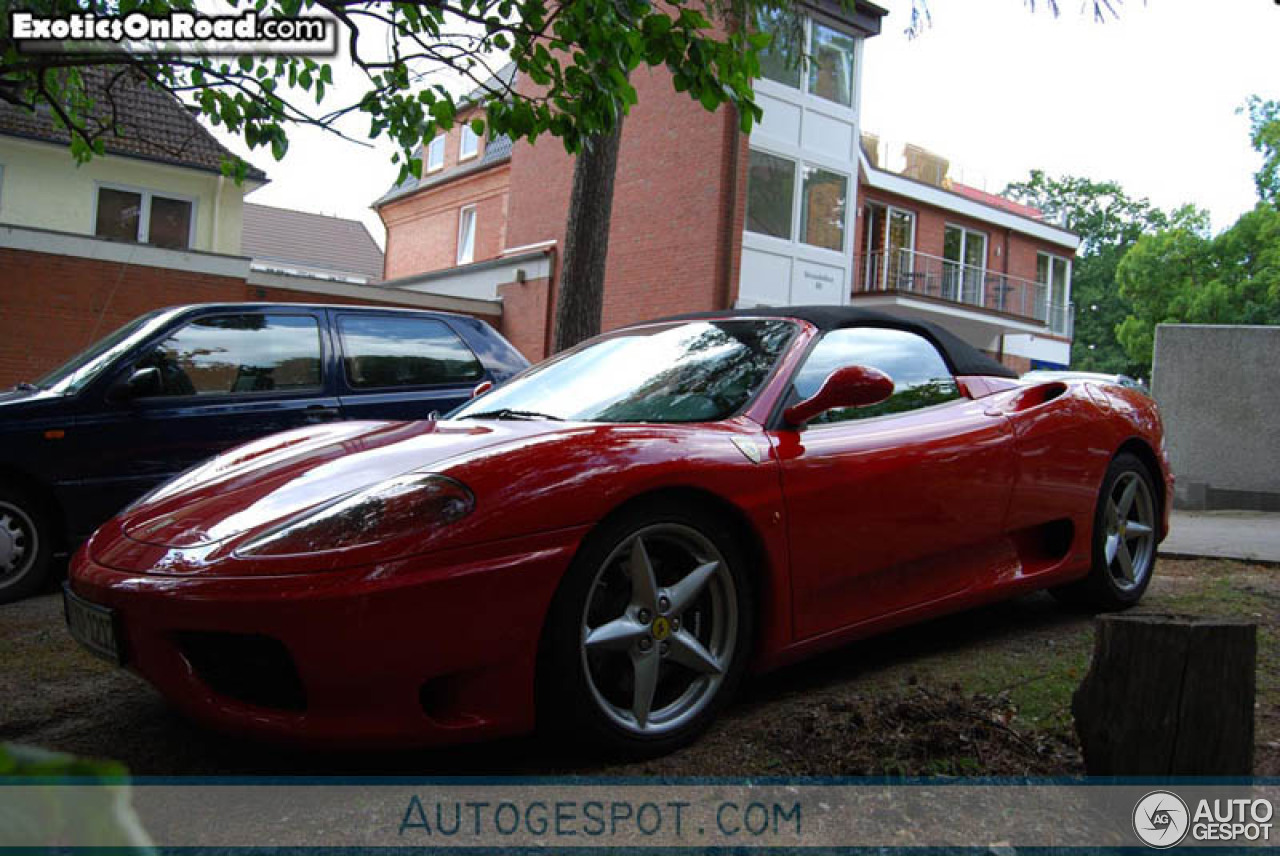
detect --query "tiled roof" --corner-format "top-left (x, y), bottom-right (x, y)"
top-left (0, 65), bottom-right (266, 180)
top-left (242, 203), bottom-right (384, 282)
top-left (951, 183), bottom-right (1045, 221)
top-left (373, 133), bottom-right (513, 207)
top-left (373, 62), bottom-right (518, 208)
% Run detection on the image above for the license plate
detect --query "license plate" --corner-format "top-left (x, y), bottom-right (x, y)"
top-left (63, 583), bottom-right (124, 665)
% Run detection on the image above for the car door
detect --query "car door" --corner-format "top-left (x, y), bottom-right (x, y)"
top-left (767, 326), bottom-right (1018, 641)
top-left (332, 311), bottom-right (489, 421)
top-left (66, 308), bottom-right (341, 531)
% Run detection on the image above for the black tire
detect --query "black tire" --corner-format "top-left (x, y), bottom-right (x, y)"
top-left (1052, 453), bottom-right (1159, 611)
top-left (0, 485), bottom-right (55, 604)
top-left (540, 500), bottom-right (755, 758)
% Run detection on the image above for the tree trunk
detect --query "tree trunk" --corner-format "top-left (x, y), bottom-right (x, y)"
top-left (553, 121), bottom-right (624, 353)
top-left (1072, 613), bottom-right (1256, 775)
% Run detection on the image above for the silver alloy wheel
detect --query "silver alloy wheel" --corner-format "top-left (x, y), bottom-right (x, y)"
top-left (1103, 471), bottom-right (1156, 592)
top-left (579, 523), bottom-right (738, 736)
top-left (0, 500), bottom-right (37, 588)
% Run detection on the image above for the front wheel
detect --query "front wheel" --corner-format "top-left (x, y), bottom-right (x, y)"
top-left (1053, 453), bottom-right (1159, 611)
top-left (0, 486), bottom-right (55, 604)
top-left (541, 504), bottom-right (754, 757)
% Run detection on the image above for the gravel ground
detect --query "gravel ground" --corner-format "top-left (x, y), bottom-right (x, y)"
top-left (1, 557), bottom-right (1276, 776)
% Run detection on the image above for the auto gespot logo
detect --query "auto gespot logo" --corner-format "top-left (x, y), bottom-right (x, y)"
top-left (1133, 790), bottom-right (1274, 848)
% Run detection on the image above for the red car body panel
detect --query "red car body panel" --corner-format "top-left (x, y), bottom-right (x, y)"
top-left (68, 317), bottom-right (1172, 746)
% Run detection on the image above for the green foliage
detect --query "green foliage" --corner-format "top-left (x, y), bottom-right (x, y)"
top-left (1110, 96), bottom-right (1280, 374)
top-left (0, 0), bottom-right (780, 183)
top-left (1116, 203), bottom-right (1280, 371)
top-left (1244, 96), bottom-right (1280, 206)
top-left (1003, 170), bottom-right (1171, 375)
top-left (0, 742), bottom-right (154, 851)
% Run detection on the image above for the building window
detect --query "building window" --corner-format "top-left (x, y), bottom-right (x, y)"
top-left (755, 12), bottom-right (857, 109)
top-left (457, 205), bottom-right (476, 264)
top-left (746, 150), bottom-right (849, 252)
top-left (799, 165), bottom-right (848, 251)
top-left (808, 21), bottom-right (856, 107)
top-left (459, 124), bottom-right (480, 160)
top-left (426, 134), bottom-right (445, 172)
top-left (745, 150), bottom-right (795, 240)
top-left (94, 186), bottom-right (194, 249)
top-left (1037, 252), bottom-right (1071, 328)
top-left (756, 8), bottom-right (802, 89)
top-left (943, 225), bottom-right (987, 305)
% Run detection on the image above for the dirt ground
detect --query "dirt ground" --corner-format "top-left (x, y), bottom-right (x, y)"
top-left (1, 557), bottom-right (1275, 776)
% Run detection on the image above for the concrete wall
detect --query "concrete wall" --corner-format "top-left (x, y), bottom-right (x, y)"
top-left (0, 136), bottom-right (248, 255)
top-left (1152, 324), bottom-right (1280, 511)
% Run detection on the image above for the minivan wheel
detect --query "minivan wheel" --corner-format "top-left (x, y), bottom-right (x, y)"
top-left (0, 487), bottom-right (54, 604)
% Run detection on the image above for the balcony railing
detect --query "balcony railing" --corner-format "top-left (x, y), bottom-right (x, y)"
top-left (853, 249), bottom-right (1074, 338)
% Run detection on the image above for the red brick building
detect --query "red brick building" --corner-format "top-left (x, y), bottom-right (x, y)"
top-left (374, 1), bottom-right (1079, 369)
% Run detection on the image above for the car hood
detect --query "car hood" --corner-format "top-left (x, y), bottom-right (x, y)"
top-left (116, 418), bottom-right (567, 550)
top-left (0, 387), bottom-right (63, 409)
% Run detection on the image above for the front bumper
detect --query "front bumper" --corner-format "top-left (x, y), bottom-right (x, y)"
top-left (67, 526), bottom-right (587, 748)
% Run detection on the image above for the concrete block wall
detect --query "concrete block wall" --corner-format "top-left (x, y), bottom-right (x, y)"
top-left (1152, 323), bottom-right (1280, 511)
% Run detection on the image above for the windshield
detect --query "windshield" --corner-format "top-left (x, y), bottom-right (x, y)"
top-left (452, 319), bottom-right (796, 423)
top-left (36, 310), bottom-right (173, 395)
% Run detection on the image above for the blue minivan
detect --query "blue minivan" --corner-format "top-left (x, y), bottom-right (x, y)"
top-left (0, 303), bottom-right (529, 602)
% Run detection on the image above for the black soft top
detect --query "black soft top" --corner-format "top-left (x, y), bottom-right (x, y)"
top-left (662, 305), bottom-right (1018, 380)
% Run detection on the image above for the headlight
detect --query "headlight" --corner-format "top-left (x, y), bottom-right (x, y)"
top-left (235, 473), bottom-right (474, 557)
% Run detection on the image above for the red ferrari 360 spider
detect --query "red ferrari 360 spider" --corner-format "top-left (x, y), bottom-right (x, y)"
top-left (66, 307), bottom-right (1171, 755)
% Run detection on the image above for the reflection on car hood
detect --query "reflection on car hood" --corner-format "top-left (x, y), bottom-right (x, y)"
top-left (0, 387), bottom-right (61, 408)
top-left (117, 418), bottom-right (566, 549)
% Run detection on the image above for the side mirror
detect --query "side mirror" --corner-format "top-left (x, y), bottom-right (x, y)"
top-left (784, 365), bottom-right (894, 427)
top-left (107, 366), bottom-right (161, 403)
top-left (471, 380), bottom-right (494, 399)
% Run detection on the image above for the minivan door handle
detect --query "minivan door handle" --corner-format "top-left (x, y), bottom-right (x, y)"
top-left (304, 405), bottom-right (342, 421)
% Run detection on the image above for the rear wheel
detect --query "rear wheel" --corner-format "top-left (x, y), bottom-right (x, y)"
top-left (541, 503), bottom-right (754, 757)
top-left (0, 486), bottom-right (54, 604)
top-left (1053, 453), bottom-right (1158, 610)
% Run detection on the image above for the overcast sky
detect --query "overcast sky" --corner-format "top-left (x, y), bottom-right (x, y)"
top-left (225, 1), bottom-right (1280, 248)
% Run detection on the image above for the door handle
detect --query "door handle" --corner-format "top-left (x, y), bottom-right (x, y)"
top-left (305, 405), bottom-right (341, 420)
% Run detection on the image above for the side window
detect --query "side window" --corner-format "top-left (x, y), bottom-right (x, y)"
top-left (792, 327), bottom-right (961, 424)
top-left (338, 315), bottom-right (484, 389)
top-left (137, 314), bottom-right (322, 397)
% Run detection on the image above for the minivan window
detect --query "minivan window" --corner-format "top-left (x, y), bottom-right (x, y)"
top-left (338, 316), bottom-right (483, 389)
top-left (136, 314), bottom-right (323, 397)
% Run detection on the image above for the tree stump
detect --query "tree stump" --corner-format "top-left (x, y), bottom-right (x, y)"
top-left (1072, 613), bottom-right (1256, 775)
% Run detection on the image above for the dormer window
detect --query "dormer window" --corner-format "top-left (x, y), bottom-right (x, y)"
top-left (459, 124), bottom-right (480, 161)
top-left (426, 134), bottom-right (445, 172)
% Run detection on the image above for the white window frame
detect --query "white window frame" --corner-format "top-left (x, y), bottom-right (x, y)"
top-left (1037, 251), bottom-right (1073, 326)
top-left (456, 205), bottom-right (477, 265)
top-left (943, 223), bottom-right (989, 306)
top-left (426, 134), bottom-right (446, 172)
top-left (756, 14), bottom-right (859, 116)
top-left (745, 146), bottom-right (851, 259)
top-left (92, 181), bottom-right (198, 249)
top-left (459, 125), bottom-right (480, 161)
top-left (885, 205), bottom-right (916, 286)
